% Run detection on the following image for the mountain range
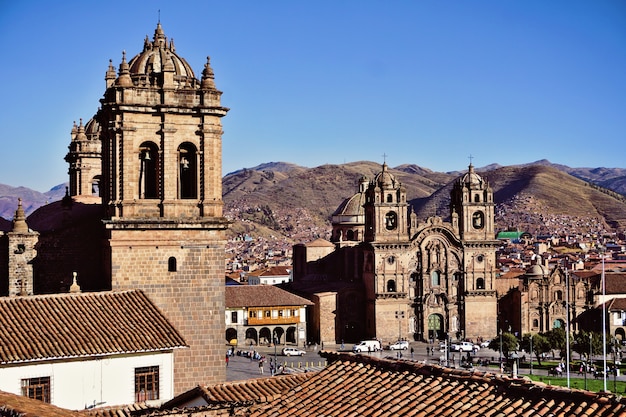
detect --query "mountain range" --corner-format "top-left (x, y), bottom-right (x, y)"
top-left (2, 160), bottom-right (626, 240)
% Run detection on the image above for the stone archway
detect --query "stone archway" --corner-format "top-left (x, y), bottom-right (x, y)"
top-left (225, 328), bottom-right (237, 344)
top-left (245, 328), bottom-right (258, 345)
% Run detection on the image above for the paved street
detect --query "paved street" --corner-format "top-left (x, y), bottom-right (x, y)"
top-left (226, 341), bottom-right (626, 389)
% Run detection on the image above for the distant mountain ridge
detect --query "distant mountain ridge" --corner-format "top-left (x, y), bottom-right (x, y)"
top-left (2, 161), bottom-right (625, 239)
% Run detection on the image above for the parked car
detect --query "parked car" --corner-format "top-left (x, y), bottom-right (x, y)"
top-left (388, 341), bottom-right (409, 350)
top-left (352, 340), bottom-right (382, 353)
top-left (282, 347), bottom-right (306, 356)
top-left (480, 340), bottom-right (491, 348)
top-left (451, 341), bottom-right (478, 352)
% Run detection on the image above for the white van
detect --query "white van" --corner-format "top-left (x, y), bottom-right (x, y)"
top-left (352, 340), bottom-right (382, 353)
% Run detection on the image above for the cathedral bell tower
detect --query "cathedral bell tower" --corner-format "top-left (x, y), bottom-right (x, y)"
top-left (364, 162), bottom-right (409, 244)
top-left (65, 118), bottom-right (102, 198)
top-left (97, 23), bottom-right (230, 392)
top-left (450, 163), bottom-right (498, 340)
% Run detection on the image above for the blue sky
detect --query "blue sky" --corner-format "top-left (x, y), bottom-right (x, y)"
top-left (0, 1), bottom-right (624, 192)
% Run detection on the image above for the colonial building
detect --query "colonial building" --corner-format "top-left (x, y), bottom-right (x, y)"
top-left (225, 285), bottom-right (313, 346)
top-left (0, 289), bottom-right (186, 410)
top-left (292, 162), bottom-right (499, 344)
top-left (0, 23), bottom-right (229, 396)
top-left (498, 262), bottom-right (591, 337)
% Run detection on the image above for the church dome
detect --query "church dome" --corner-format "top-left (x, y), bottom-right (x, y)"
top-left (333, 191), bottom-right (366, 218)
top-left (526, 264), bottom-right (546, 278)
top-left (127, 23), bottom-right (196, 81)
top-left (374, 162), bottom-right (396, 188)
top-left (84, 118), bottom-right (100, 140)
top-left (461, 164), bottom-right (483, 186)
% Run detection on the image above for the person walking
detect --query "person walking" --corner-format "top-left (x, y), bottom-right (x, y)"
top-left (410, 347), bottom-right (414, 359)
top-left (259, 358), bottom-right (264, 374)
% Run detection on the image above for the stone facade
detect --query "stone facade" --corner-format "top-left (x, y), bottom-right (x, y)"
top-left (0, 23), bottom-right (230, 395)
top-left (292, 163), bottom-right (498, 345)
top-left (97, 23), bottom-right (229, 393)
top-left (4, 201), bottom-right (38, 296)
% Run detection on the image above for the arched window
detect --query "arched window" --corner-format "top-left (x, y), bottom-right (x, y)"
top-left (476, 277), bottom-right (485, 290)
top-left (474, 194), bottom-right (480, 203)
top-left (472, 211), bottom-right (484, 229)
top-left (385, 211), bottom-right (397, 230)
top-left (91, 175), bottom-right (101, 196)
top-left (139, 142), bottom-right (159, 199)
top-left (532, 319), bottom-right (539, 328)
top-left (386, 194), bottom-right (393, 203)
top-left (555, 290), bottom-right (563, 301)
top-left (387, 280), bottom-right (396, 292)
top-left (178, 143), bottom-right (198, 199)
top-left (168, 257), bottom-right (177, 272)
top-left (431, 271), bottom-right (440, 287)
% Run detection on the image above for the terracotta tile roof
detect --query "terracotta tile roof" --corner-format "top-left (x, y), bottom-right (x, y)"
top-left (608, 297), bottom-right (626, 311)
top-left (244, 353), bottom-right (626, 417)
top-left (248, 266), bottom-right (291, 277)
top-left (0, 290), bottom-right (187, 364)
top-left (0, 390), bottom-right (84, 417)
top-left (305, 238), bottom-right (335, 247)
top-left (81, 402), bottom-right (155, 417)
top-left (225, 285), bottom-right (313, 308)
top-left (605, 273), bottom-right (626, 294)
top-left (163, 373), bottom-right (314, 409)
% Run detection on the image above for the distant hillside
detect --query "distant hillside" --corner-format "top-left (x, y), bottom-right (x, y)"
top-left (0, 183), bottom-right (66, 222)
top-left (2, 160), bottom-right (625, 240)
top-left (413, 164), bottom-right (626, 234)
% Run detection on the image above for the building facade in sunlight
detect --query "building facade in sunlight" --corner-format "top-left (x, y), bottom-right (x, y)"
top-left (292, 162), bottom-right (499, 344)
top-left (1, 23), bottom-right (229, 400)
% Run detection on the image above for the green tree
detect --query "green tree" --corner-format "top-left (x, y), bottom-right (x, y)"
top-left (488, 332), bottom-right (518, 359)
top-left (520, 333), bottom-right (551, 366)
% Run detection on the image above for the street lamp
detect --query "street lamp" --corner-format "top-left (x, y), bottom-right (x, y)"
top-left (395, 311), bottom-right (404, 342)
top-left (586, 333), bottom-right (592, 390)
top-left (273, 329), bottom-right (277, 375)
top-left (499, 329), bottom-right (503, 373)
top-left (529, 334), bottom-right (533, 375)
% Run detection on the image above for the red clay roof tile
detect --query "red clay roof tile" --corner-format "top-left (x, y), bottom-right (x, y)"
top-left (0, 290), bottom-right (186, 364)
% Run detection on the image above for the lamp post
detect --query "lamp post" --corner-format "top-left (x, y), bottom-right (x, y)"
top-left (586, 332), bottom-right (592, 390)
top-left (601, 248), bottom-right (607, 392)
top-left (499, 329), bottom-right (503, 373)
top-left (529, 334), bottom-right (533, 375)
top-left (273, 329), bottom-right (277, 374)
top-left (395, 311), bottom-right (404, 342)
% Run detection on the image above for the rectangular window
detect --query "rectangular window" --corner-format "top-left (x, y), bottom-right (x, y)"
top-left (21, 377), bottom-right (50, 403)
top-left (249, 310), bottom-right (256, 318)
top-left (265, 310), bottom-right (271, 318)
top-left (135, 366), bottom-right (159, 402)
top-left (278, 310), bottom-right (283, 317)
top-left (231, 311), bottom-right (238, 323)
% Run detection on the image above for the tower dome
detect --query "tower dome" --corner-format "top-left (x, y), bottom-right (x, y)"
top-left (461, 163), bottom-right (484, 186)
top-left (374, 162), bottom-right (396, 188)
top-left (126, 23), bottom-right (197, 85)
top-left (84, 117), bottom-right (101, 140)
top-left (526, 263), bottom-right (547, 279)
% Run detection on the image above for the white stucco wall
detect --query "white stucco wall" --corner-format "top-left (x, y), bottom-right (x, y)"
top-left (0, 351), bottom-right (174, 411)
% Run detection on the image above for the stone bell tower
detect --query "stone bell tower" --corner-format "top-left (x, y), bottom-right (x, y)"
top-left (97, 23), bottom-right (229, 392)
top-left (450, 163), bottom-right (498, 340)
top-left (65, 118), bottom-right (102, 198)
